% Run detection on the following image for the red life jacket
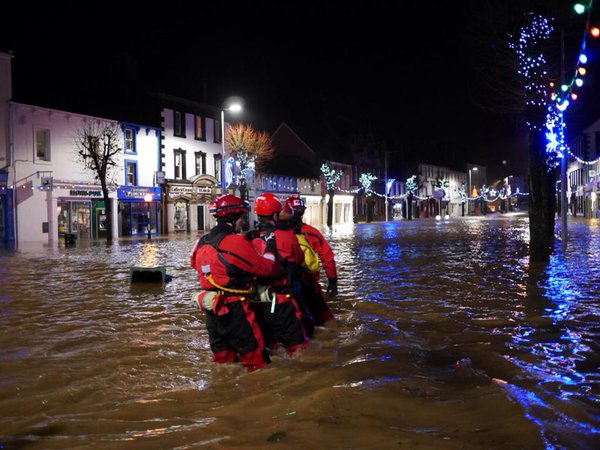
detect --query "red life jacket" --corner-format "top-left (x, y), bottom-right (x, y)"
top-left (252, 227), bottom-right (304, 291)
top-left (191, 224), bottom-right (278, 292)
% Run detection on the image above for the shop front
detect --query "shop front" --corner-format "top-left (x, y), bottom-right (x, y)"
top-left (165, 175), bottom-right (220, 234)
top-left (117, 186), bottom-right (162, 237)
top-left (56, 188), bottom-right (106, 242)
top-left (0, 186), bottom-right (13, 245)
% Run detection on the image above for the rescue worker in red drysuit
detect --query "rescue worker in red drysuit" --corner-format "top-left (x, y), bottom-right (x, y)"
top-left (249, 192), bottom-right (309, 355)
top-left (284, 194), bottom-right (336, 325)
top-left (190, 194), bottom-right (279, 372)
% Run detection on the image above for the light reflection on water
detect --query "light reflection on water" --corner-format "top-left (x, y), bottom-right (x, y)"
top-left (0, 216), bottom-right (599, 449)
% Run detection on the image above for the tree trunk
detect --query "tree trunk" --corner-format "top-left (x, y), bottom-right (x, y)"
top-left (327, 189), bottom-right (334, 227)
top-left (366, 197), bottom-right (373, 223)
top-left (528, 127), bottom-right (555, 261)
top-left (238, 177), bottom-right (248, 202)
top-left (101, 183), bottom-right (113, 244)
top-left (407, 193), bottom-right (413, 220)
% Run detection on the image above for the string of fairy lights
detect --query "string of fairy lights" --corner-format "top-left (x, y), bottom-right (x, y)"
top-left (320, 3), bottom-right (600, 205)
top-left (541, 2), bottom-right (599, 167)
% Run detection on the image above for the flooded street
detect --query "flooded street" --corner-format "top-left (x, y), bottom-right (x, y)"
top-left (1, 214), bottom-right (599, 449)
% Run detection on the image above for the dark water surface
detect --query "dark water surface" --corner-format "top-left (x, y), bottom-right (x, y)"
top-left (1, 214), bottom-right (599, 449)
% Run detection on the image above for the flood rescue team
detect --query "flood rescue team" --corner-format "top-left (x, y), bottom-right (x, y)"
top-left (190, 192), bottom-right (337, 372)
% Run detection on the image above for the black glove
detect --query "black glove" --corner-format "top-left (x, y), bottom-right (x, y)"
top-left (327, 277), bottom-right (338, 297)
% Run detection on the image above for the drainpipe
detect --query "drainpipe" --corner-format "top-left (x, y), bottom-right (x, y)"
top-left (8, 102), bottom-right (17, 248)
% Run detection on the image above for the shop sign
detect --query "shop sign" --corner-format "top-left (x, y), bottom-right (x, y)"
top-left (168, 186), bottom-right (193, 197)
top-left (117, 186), bottom-right (162, 200)
top-left (168, 185), bottom-right (213, 198)
top-left (69, 190), bottom-right (101, 197)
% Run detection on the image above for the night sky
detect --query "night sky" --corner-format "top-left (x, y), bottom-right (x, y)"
top-left (3, 1), bottom-right (599, 174)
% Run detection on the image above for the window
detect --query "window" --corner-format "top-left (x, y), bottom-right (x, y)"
top-left (174, 110), bottom-right (186, 137)
top-left (195, 151), bottom-right (206, 175)
top-left (174, 149), bottom-right (186, 179)
top-left (36, 129), bottom-right (51, 161)
top-left (195, 115), bottom-right (205, 140)
top-left (214, 118), bottom-right (222, 143)
top-left (124, 128), bottom-right (136, 153)
top-left (125, 160), bottom-right (137, 185)
top-left (214, 154), bottom-right (222, 183)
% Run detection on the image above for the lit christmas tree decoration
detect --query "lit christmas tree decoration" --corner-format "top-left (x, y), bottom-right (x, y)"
top-left (320, 163), bottom-right (343, 191)
top-left (359, 173), bottom-right (377, 196)
top-left (406, 175), bottom-right (417, 194)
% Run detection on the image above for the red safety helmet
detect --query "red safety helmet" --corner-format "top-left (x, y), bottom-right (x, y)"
top-left (254, 192), bottom-right (282, 216)
top-left (210, 194), bottom-right (249, 218)
top-left (284, 194), bottom-right (306, 217)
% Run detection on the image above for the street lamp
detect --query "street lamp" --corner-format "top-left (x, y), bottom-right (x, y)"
top-left (144, 193), bottom-right (153, 239)
top-left (468, 167), bottom-right (478, 215)
top-left (221, 102), bottom-right (242, 191)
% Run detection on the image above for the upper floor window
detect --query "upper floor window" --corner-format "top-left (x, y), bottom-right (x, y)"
top-left (195, 151), bottom-right (206, 175)
top-left (124, 128), bottom-right (136, 154)
top-left (195, 115), bottom-right (205, 141)
top-left (174, 110), bottom-right (186, 137)
top-left (214, 119), bottom-right (222, 143)
top-left (214, 154), bottom-right (222, 183)
top-left (174, 149), bottom-right (186, 180)
top-left (125, 160), bottom-right (138, 185)
top-left (35, 129), bottom-right (51, 161)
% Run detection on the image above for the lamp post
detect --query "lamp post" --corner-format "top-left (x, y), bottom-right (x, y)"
top-left (384, 151), bottom-right (389, 222)
top-left (144, 193), bottom-right (153, 239)
top-left (220, 102), bottom-right (242, 192)
top-left (468, 167), bottom-right (478, 215)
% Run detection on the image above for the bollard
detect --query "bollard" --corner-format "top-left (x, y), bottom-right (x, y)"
top-left (130, 266), bottom-right (166, 284)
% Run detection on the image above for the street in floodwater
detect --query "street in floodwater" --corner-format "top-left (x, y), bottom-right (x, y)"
top-left (0, 214), bottom-right (599, 449)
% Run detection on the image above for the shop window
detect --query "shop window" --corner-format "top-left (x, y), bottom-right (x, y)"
top-left (36, 129), bottom-right (51, 161)
top-left (126, 160), bottom-right (138, 185)
top-left (174, 200), bottom-right (188, 231)
top-left (124, 128), bottom-right (136, 154)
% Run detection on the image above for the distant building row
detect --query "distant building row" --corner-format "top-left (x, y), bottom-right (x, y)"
top-left (3, 51), bottom-right (567, 246)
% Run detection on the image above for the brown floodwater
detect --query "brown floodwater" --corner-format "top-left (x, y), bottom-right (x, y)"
top-left (0, 214), bottom-right (598, 449)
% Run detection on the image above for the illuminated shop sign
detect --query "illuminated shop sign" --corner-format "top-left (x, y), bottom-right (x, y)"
top-left (117, 186), bottom-right (162, 201)
top-left (168, 186), bottom-right (212, 197)
top-left (69, 190), bottom-right (101, 197)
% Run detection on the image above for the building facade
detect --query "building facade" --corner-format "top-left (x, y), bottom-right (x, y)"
top-left (158, 95), bottom-right (225, 234)
top-left (8, 102), bottom-right (160, 245)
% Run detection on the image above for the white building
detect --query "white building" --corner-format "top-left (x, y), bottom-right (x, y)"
top-left (417, 162), bottom-right (469, 217)
top-left (9, 102), bottom-right (160, 245)
top-left (158, 94), bottom-right (227, 233)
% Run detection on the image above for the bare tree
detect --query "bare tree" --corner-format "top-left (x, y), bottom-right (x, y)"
top-left (74, 122), bottom-right (121, 244)
top-left (225, 123), bottom-right (274, 200)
